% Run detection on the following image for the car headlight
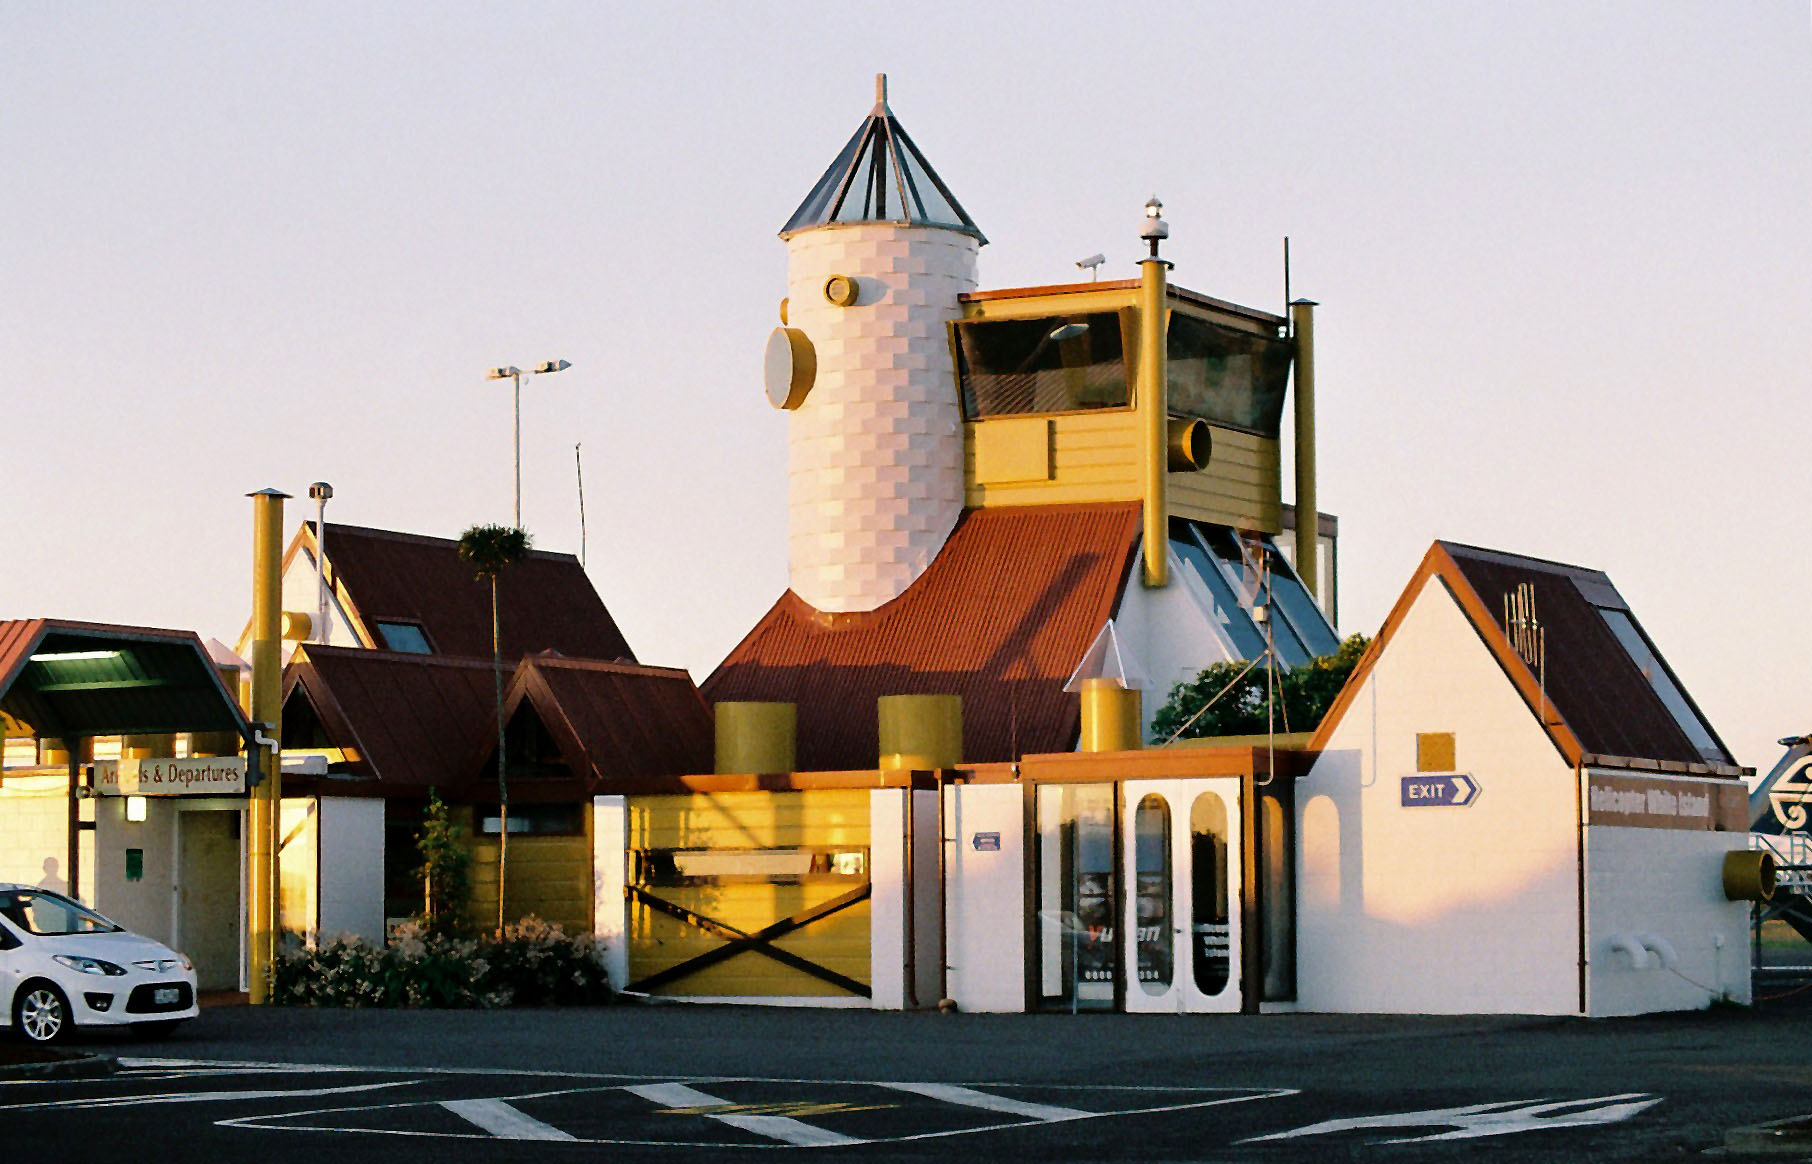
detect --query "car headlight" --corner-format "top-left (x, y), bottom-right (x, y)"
top-left (178, 953), bottom-right (193, 972)
top-left (53, 954), bottom-right (127, 977)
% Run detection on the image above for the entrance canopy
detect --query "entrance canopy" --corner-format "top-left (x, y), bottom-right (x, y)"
top-left (0, 619), bottom-right (249, 746)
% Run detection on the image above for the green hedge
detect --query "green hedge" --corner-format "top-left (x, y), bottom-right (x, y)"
top-left (273, 916), bottom-right (612, 1008)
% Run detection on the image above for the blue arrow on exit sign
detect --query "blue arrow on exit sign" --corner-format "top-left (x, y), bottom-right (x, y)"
top-left (1400, 774), bottom-right (1479, 807)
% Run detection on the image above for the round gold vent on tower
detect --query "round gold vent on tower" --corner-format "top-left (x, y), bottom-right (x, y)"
top-left (823, 274), bottom-right (860, 307)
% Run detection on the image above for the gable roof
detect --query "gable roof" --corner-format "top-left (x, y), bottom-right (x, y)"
top-left (704, 502), bottom-right (1141, 771)
top-left (1311, 541), bottom-right (1742, 775)
top-left (281, 644), bottom-right (495, 793)
top-left (295, 522), bottom-right (636, 663)
top-left (491, 655), bottom-right (713, 796)
top-left (0, 619), bottom-right (248, 742)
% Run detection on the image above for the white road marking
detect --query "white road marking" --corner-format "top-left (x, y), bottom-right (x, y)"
top-left (441, 1097), bottom-right (579, 1142)
top-left (3, 1080), bottom-right (415, 1112)
top-left (624, 1081), bottom-right (865, 1147)
top-left (875, 1081), bottom-right (1093, 1122)
top-left (1242, 1093), bottom-right (1662, 1145)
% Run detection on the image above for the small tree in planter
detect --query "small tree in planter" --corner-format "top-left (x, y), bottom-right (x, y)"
top-left (415, 789), bottom-right (471, 937)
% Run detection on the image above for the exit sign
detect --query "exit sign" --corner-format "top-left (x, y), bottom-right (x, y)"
top-left (1400, 774), bottom-right (1479, 807)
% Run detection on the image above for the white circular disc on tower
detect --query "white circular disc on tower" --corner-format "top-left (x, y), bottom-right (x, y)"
top-left (764, 326), bottom-right (816, 410)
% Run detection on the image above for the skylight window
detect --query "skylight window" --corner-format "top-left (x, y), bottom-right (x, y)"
top-left (375, 622), bottom-right (432, 654)
top-left (1595, 607), bottom-right (1725, 763)
top-left (1169, 520), bottom-right (1341, 669)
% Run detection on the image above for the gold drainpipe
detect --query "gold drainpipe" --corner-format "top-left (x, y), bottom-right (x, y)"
top-left (1139, 253), bottom-right (1170, 589)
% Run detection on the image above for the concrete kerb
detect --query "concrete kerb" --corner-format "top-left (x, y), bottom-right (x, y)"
top-left (0, 1049), bottom-right (118, 1082)
top-left (1725, 1115), bottom-right (1812, 1157)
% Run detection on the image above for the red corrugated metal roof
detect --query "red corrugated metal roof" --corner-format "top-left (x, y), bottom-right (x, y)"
top-left (0, 618), bottom-right (248, 740)
top-left (499, 655), bottom-right (714, 794)
top-left (704, 503), bottom-right (1141, 770)
top-left (314, 523), bottom-right (636, 663)
top-left (282, 645), bottom-right (496, 792)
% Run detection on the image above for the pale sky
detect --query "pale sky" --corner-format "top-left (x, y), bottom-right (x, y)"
top-left (3, 3), bottom-right (1808, 775)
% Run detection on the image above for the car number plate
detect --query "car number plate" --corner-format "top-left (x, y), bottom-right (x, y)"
top-left (154, 987), bottom-right (180, 1005)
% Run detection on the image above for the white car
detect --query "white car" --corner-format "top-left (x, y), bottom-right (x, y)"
top-left (0, 883), bottom-right (199, 1044)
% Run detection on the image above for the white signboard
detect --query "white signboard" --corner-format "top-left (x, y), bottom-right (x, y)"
top-left (93, 757), bottom-right (247, 797)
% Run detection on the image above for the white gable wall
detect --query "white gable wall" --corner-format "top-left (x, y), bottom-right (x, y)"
top-left (1296, 575), bottom-right (1582, 1015)
top-left (1113, 540), bottom-right (1242, 743)
top-left (1585, 824), bottom-right (1752, 1015)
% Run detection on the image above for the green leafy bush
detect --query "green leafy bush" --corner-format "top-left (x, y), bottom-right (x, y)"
top-left (1150, 633), bottom-right (1371, 742)
top-left (415, 789), bottom-right (471, 938)
top-left (273, 917), bottom-right (611, 1008)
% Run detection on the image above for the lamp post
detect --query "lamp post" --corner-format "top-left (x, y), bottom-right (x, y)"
top-left (486, 359), bottom-right (572, 527)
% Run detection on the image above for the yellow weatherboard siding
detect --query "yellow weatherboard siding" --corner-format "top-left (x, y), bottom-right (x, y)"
top-left (957, 285), bottom-right (1285, 532)
top-left (627, 790), bottom-right (873, 997)
top-left (467, 804), bottom-right (595, 936)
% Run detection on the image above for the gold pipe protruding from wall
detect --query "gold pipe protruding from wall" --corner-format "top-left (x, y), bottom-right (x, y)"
top-left (1139, 256), bottom-right (1171, 587)
top-left (714, 702), bottom-right (797, 774)
top-left (1166, 417), bottom-right (1211, 473)
top-left (1290, 299), bottom-right (1319, 603)
top-left (878, 694), bottom-right (962, 770)
top-left (1722, 849), bottom-right (1777, 902)
top-left (1078, 678), bottom-right (1142, 752)
top-left (280, 611), bottom-right (314, 641)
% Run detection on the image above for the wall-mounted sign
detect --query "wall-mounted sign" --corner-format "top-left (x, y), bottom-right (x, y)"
top-left (1400, 773), bottom-right (1478, 807)
top-left (1768, 752), bottom-right (1811, 831)
top-left (93, 757), bottom-right (247, 797)
top-left (1585, 770), bottom-right (1746, 832)
top-left (971, 832), bottom-right (1001, 852)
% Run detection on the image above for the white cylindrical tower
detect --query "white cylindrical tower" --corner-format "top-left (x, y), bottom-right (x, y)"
top-left (768, 77), bottom-right (985, 613)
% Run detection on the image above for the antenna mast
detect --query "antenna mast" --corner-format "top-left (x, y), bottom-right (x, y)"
top-left (575, 442), bottom-right (588, 570)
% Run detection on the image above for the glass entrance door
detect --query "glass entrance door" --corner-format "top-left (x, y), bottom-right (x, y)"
top-left (1122, 779), bottom-right (1241, 1013)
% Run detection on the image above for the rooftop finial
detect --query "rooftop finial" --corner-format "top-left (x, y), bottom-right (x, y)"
top-left (875, 73), bottom-right (888, 110)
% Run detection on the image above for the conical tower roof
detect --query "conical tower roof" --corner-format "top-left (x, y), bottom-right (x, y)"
top-left (779, 75), bottom-right (985, 243)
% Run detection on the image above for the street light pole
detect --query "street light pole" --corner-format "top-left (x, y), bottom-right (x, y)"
top-left (486, 359), bottom-right (572, 528)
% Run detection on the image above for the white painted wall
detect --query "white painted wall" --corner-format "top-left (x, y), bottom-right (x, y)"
top-left (869, 789), bottom-right (908, 1009)
top-left (591, 795), bottom-right (628, 991)
top-left (784, 223), bottom-right (978, 613)
top-left (1296, 575), bottom-right (1582, 1015)
top-left (0, 779), bottom-right (75, 894)
top-left (1585, 825), bottom-right (1752, 1015)
top-left (943, 782), bottom-right (1026, 1012)
top-left (277, 546), bottom-right (361, 658)
top-left (317, 797), bottom-right (384, 941)
top-left (92, 794), bottom-right (178, 945)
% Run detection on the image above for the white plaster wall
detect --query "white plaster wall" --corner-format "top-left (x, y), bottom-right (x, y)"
top-left (943, 782), bottom-right (1025, 1012)
top-left (93, 795), bottom-right (178, 945)
top-left (784, 224), bottom-right (978, 612)
top-left (1585, 825), bottom-right (1752, 1015)
top-left (1296, 576), bottom-right (1582, 1015)
top-left (317, 797), bottom-right (384, 941)
top-left (869, 789), bottom-right (908, 1009)
top-left (591, 795), bottom-right (628, 991)
top-left (1113, 540), bottom-right (1243, 741)
top-left (278, 547), bottom-right (360, 654)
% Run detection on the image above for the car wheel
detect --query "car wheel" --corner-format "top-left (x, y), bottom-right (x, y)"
top-left (15, 981), bottom-right (71, 1044)
top-left (134, 1020), bottom-right (183, 1039)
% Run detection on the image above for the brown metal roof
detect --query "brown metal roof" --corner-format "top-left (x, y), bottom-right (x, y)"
top-left (281, 644), bottom-right (496, 794)
top-left (704, 503), bottom-right (1141, 771)
top-left (0, 619), bottom-right (248, 741)
top-left (307, 523), bottom-right (636, 663)
top-left (1311, 542), bottom-right (1734, 770)
top-left (492, 655), bottom-right (714, 797)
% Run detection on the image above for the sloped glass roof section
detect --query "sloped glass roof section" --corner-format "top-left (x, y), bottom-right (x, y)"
top-left (780, 84), bottom-right (985, 242)
top-left (1169, 519), bottom-right (1341, 669)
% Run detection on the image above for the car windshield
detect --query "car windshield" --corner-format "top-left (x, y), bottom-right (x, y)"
top-left (0, 889), bottom-right (123, 936)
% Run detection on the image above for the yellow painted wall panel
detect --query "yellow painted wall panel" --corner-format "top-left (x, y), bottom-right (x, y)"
top-left (629, 789), bottom-right (872, 850)
top-left (973, 418), bottom-right (1052, 484)
top-left (467, 805), bottom-right (595, 935)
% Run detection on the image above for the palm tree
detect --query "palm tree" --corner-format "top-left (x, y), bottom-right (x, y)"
top-left (457, 522), bottom-right (532, 932)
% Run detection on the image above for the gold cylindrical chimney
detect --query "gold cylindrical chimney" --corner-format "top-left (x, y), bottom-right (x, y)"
top-left (877, 694), bottom-right (962, 771)
top-left (714, 702), bottom-right (797, 774)
top-left (1078, 678), bottom-right (1142, 752)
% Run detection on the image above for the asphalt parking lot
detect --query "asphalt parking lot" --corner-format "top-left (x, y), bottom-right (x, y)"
top-left (5, 995), bottom-right (1811, 1162)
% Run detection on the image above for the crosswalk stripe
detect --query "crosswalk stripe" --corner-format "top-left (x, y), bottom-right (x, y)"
top-left (874, 1081), bottom-right (1094, 1122)
top-left (625, 1081), bottom-right (864, 1147)
top-left (441, 1098), bottom-right (579, 1141)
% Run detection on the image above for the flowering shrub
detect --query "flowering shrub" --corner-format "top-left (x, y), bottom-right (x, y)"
top-left (273, 917), bottom-right (612, 1008)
